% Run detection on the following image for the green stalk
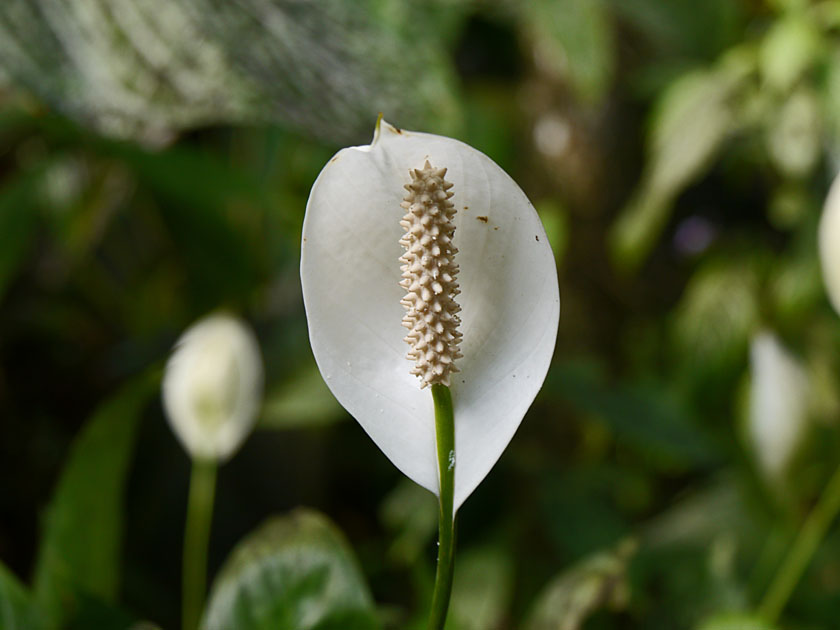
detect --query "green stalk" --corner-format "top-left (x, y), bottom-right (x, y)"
top-left (182, 458), bottom-right (218, 630)
top-left (759, 460), bottom-right (840, 623)
top-left (428, 384), bottom-right (457, 630)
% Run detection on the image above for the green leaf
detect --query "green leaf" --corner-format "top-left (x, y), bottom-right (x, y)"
top-left (697, 612), bottom-right (777, 630)
top-left (202, 509), bottom-right (380, 630)
top-left (379, 479), bottom-right (437, 565)
top-left (523, 0), bottom-right (614, 102)
top-left (759, 14), bottom-right (821, 93)
top-left (765, 87), bottom-right (821, 178)
top-left (671, 260), bottom-right (760, 380)
top-left (32, 372), bottom-right (158, 629)
top-left (0, 563), bottom-right (45, 630)
top-left (524, 539), bottom-right (636, 630)
top-left (445, 546), bottom-right (513, 630)
top-left (260, 366), bottom-right (346, 430)
top-left (0, 169), bottom-right (44, 301)
top-left (0, 0), bottom-right (463, 143)
top-left (548, 359), bottom-right (717, 468)
top-left (610, 53), bottom-right (750, 271)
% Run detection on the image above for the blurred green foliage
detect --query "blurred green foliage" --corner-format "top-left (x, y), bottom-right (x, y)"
top-left (1, 0), bottom-right (840, 629)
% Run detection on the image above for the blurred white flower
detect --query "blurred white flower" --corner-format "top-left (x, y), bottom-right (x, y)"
top-left (820, 171), bottom-right (840, 315)
top-left (163, 314), bottom-right (263, 462)
top-left (748, 331), bottom-right (810, 479)
top-left (301, 119), bottom-right (560, 510)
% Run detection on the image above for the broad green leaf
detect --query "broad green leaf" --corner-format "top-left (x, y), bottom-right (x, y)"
top-left (547, 359), bottom-right (716, 467)
top-left (202, 509), bottom-right (380, 630)
top-left (524, 539), bottom-right (636, 630)
top-left (610, 53), bottom-right (749, 270)
top-left (445, 546), bottom-right (513, 630)
top-left (260, 366), bottom-right (346, 430)
top-left (0, 0), bottom-right (463, 144)
top-left (32, 372), bottom-right (158, 629)
top-left (522, 0), bottom-right (614, 102)
top-left (0, 563), bottom-right (45, 630)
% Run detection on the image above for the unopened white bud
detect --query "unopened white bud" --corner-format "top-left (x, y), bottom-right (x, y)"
top-left (819, 172), bottom-right (840, 315)
top-left (163, 314), bottom-right (263, 462)
top-left (748, 331), bottom-right (809, 480)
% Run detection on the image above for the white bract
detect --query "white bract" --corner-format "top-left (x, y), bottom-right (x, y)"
top-left (163, 314), bottom-right (263, 462)
top-left (301, 120), bottom-right (560, 510)
top-left (748, 331), bottom-right (810, 480)
top-left (820, 171), bottom-right (840, 315)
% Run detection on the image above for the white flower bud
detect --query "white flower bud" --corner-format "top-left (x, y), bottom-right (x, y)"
top-left (748, 331), bottom-right (809, 480)
top-left (163, 314), bottom-right (263, 462)
top-left (819, 172), bottom-right (840, 315)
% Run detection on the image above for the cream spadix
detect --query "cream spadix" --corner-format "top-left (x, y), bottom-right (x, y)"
top-left (301, 120), bottom-right (560, 510)
top-left (399, 160), bottom-right (462, 388)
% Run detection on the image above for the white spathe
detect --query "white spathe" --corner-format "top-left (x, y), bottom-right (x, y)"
top-left (163, 314), bottom-right (263, 462)
top-left (820, 172), bottom-right (840, 315)
top-left (748, 331), bottom-right (809, 479)
top-left (301, 120), bottom-right (560, 510)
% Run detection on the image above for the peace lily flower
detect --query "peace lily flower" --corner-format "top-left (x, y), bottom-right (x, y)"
top-left (820, 171), bottom-right (840, 315)
top-left (163, 313), bottom-right (263, 462)
top-left (300, 119), bottom-right (560, 509)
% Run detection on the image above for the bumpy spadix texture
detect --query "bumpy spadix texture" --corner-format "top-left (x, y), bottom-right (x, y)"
top-left (399, 161), bottom-right (462, 387)
top-left (163, 314), bottom-right (263, 462)
top-left (819, 171), bottom-right (840, 316)
top-left (301, 120), bottom-right (560, 510)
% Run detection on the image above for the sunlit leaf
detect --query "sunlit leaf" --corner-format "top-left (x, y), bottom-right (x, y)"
top-left (766, 87), bottom-right (821, 178)
top-left (32, 372), bottom-right (158, 629)
top-left (759, 14), bottom-right (821, 93)
top-left (202, 509), bottom-right (380, 630)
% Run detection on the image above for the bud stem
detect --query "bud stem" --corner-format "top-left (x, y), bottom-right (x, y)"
top-left (182, 458), bottom-right (217, 630)
top-left (759, 459), bottom-right (840, 623)
top-left (428, 384), bottom-right (456, 630)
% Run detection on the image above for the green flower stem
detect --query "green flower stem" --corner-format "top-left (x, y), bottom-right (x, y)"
top-left (182, 457), bottom-right (218, 630)
top-left (428, 384), bottom-right (456, 630)
top-left (759, 459), bottom-right (840, 623)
